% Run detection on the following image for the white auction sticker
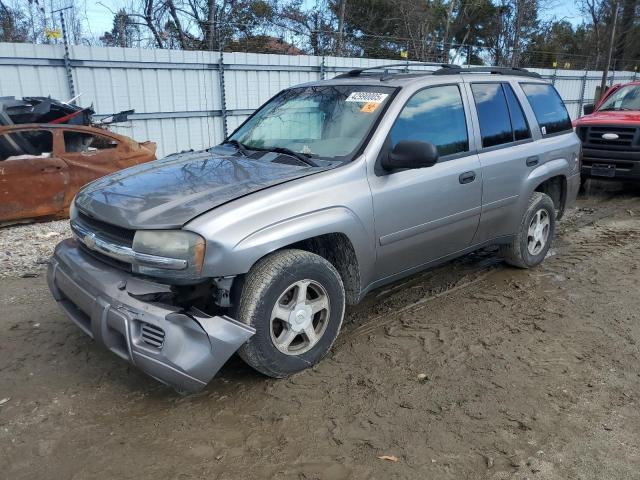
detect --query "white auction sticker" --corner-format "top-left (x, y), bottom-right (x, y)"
top-left (345, 92), bottom-right (389, 103)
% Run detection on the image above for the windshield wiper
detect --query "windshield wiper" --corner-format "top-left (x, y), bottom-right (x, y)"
top-left (263, 146), bottom-right (319, 167)
top-left (599, 107), bottom-right (634, 111)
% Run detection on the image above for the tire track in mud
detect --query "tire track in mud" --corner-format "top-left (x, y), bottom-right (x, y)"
top-left (339, 194), bottom-right (640, 346)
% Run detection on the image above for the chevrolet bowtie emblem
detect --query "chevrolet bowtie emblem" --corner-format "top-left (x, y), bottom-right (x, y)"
top-left (83, 232), bottom-right (97, 249)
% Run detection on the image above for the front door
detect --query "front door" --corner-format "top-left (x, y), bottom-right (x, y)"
top-left (368, 84), bottom-right (482, 280)
top-left (0, 129), bottom-right (68, 222)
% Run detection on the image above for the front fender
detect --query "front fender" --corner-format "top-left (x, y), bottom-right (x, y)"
top-left (198, 206), bottom-right (375, 286)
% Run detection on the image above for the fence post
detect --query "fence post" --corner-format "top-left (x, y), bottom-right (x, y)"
top-left (55, 7), bottom-right (76, 102)
top-left (320, 54), bottom-right (326, 80)
top-left (578, 68), bottom-right (588, 115)
top-left (551, 55), bottom-right (559, 86)
top-left (610, 59), bottom-right (616, 86)
top-left (217, 36), bottom-right (228, 139)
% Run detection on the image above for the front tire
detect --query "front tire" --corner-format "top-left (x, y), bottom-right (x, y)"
top-left (236, 249), bottom-right (345, 378)
top-left (501, 192), bottom-right (556, 268)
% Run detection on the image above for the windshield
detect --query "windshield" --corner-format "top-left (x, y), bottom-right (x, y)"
top-left (598, 84), bottom-right (640, 111)
top-left (228, 85), bottom-right (395, 161)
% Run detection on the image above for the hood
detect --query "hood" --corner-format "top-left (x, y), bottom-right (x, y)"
top-left (576, 109), bottom-right (640, 126)
top-left (75, 150), bottom-right (327, 229)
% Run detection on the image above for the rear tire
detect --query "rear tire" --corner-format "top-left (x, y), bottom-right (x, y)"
top-left (501, 192), bottom-right (555, 269)
top-left (235, 249), bottom-right (345, 378)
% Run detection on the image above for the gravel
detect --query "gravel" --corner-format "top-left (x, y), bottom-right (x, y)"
top-left (0, 220), bottom-right (71, 278)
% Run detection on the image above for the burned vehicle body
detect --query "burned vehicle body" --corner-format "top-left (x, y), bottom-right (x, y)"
top-left (48, 66), bottom-right (581, 393)
top-left (0, 124), bottom-right (156, 225)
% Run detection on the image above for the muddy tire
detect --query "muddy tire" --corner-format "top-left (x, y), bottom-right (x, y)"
top-left (236, 249), bottom-right (345, 378)
top-left (500, 192), bottom-right (556, 269)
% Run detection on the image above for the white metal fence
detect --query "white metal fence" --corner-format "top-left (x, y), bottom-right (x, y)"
top-left (0, 43), bottom-right (638, 158)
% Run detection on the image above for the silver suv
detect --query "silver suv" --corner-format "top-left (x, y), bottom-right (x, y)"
top-left (48, 65), bottom-right (581, 393)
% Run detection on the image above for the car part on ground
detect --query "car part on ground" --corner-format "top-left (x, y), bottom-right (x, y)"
top-left (49, 69), bottom-right (581, 392)
top-left (0, 124), bottom-right (156, 226)
top-left (574, 81), bottom-right (640, 182)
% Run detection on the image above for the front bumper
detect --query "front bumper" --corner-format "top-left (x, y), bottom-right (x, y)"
top-left (581, 147), bottom-right (640, 181)
top-left (47, 238), bottom-right (254, 394)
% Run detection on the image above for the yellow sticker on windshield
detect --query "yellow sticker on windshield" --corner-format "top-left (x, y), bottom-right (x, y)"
top-left (361, 102), bottom-right (380, 113)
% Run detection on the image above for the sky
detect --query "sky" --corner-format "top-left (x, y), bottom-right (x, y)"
top-left (78, 0), bottom-right (585, 42)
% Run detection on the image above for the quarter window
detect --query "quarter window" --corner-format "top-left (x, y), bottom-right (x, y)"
top-left (521, 83), bottom-right (572, 135)
top-left (471, 83), bottom-right (513, 148)
top-left (389, 85), bottom-right (468, 157)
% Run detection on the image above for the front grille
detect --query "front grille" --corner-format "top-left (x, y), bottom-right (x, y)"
top-left (73, 211), bottom-right (135, 272)
top-left (140, 322), bottom-right (165, 348)
top-left (76, 211), bottom-right (135, 247)
top-left (580, 125), bottom-right (639, 150)
top-left (78, 242), bottom-right (132, 272)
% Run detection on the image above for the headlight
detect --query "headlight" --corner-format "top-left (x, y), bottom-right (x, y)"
top-left (132, 230), bottom-right (206, 281)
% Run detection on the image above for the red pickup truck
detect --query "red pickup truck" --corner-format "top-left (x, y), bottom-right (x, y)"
top-left (574, 81), bottom-right (640, 182)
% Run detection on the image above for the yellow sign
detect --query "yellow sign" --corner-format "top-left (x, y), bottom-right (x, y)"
top-left (400, 50), bottom-right (408, 59)
top-left (45, 28), bottom-right (62, 39)
top-left (360, 102), bottom-right (380, 113)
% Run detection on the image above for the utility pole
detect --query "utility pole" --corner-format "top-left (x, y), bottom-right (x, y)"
top-left (336, 0), bottom-right (347, 56)
top-left (599, 0), bottom-right (619, 100)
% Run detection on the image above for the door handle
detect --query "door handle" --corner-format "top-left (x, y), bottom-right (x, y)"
top-left (459, 171), bottom-right (476, 184)
top-left (41, 166), bottom-right (61, 173)
top-left (526, 155), bottom-right (540, 167)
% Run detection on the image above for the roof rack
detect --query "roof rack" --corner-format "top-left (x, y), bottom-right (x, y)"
top-left (432, 66), bottom-right (541, 78)
top-left (336, 62), bottom-right (457, 78)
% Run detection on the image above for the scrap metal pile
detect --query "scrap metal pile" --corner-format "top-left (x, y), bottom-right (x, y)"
top-left (0, 96), bottom-right (155, 226)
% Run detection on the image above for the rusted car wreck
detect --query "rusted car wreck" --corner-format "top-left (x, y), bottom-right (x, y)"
top-left (0, 124), bottom-right (156, 225)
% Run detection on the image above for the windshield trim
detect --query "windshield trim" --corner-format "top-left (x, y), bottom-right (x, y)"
top-left (225, 84), bottom-right (400, 163)
top-left (598, 84), bottom-right (640, 112)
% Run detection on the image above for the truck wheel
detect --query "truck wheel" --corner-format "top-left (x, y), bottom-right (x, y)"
top-left (500, 192), bottom-right (556, 269)
top-left (236, 249), bottom-right (345, 378)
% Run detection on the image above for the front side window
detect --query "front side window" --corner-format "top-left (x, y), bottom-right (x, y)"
top-left (598, 84), bottom-right (640, 111)
top-left (521, 83), bottom-right (572, 135)
top-left (0, 129), bottom-right (53, 160)
top-left (230, 85), bottom-right (395, 160)
top-left (389, 85), bottom-right (469, 157)
top-left (471, 83), bottom-right (513, 148)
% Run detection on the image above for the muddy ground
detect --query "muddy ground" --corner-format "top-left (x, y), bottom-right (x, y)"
top-left (1, 180), bottom-right (640, 480)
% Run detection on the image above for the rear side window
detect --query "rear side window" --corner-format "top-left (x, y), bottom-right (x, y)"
top-left (390, 84), bottom-right (468, 157)
top-left (521, 83), bottom-right (572, 135)
top-left (503, 84), bottom-right (531, 141)
top-left (64, 131), bottom-right (119, 153)
top-left (471, 83), bottom-right (513, 148)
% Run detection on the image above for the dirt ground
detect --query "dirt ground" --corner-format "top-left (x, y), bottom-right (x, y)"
top-left (1, 180), bottom-right (640, 480)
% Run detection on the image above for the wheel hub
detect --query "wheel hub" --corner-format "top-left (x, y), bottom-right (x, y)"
top-left (527, 208), bottom-right (550, 255)
top-left (289, 304), bottom-right (313, 333)
top-left (270, 279), bottom-right (331, 356)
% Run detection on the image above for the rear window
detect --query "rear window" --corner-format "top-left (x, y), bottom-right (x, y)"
top-left (521, 83), bottom-right (572, 136)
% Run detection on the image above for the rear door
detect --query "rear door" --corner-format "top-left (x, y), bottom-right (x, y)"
top-left (0, 129), bottom-right (68, 223)
top-left (465, 81), bottom-right (535, 242)
top-left (368, 83), bottom-right (482, 280)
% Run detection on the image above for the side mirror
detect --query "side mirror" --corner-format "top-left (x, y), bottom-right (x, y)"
top-left (583, 103), bottom-right (595, 115)
top-left (381, 141), bottom-right (439, 171)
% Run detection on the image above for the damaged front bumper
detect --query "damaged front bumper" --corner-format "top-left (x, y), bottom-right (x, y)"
top-left (47, 238), bottom-right (255, 394)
